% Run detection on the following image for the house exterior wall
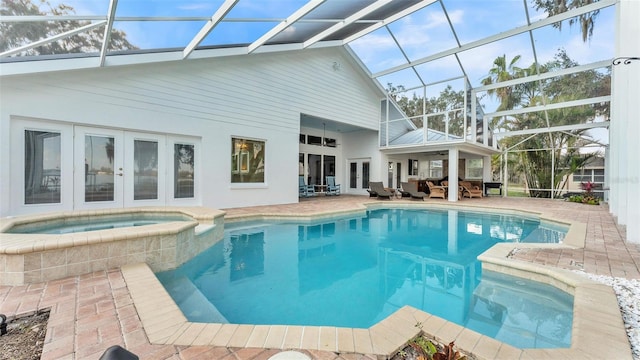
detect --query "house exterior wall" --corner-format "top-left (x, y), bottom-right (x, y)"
top-left (560, 166), bottom-right (606, 199)
top-left (610, 0), bottom-right (640, 243)
top-left (0, 47), bottom-right (383, 216)
top-left (341, 129), bottom-right (381, 194)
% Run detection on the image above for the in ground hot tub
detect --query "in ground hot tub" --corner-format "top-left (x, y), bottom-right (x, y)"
top-left (0, 207), bottom-right (225, 285)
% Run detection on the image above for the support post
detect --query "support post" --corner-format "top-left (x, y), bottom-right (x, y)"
top-left (448, 149), bottom-right (459, 202)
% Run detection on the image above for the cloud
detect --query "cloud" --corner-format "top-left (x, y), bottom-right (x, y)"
top-left (178, 3), bottom-right (216, 11)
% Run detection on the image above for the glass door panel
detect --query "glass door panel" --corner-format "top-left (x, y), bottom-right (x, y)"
top-left (308, 154), bottom-right (321, 186)
top-left (75, 127), bottom-right (124, 209)
top-left (12, 118), bottom-right (74, 215)
top-left (85, 135), bottom-right (116, 202)
top-left (133, 140), bottom-right (158, 200)
top-left (124, 132), bottom-right (165, 206)
top-left (349, 162), bottom-right (357, 189)
top-left (323, 155), bottom-right (335, 184)
top-left (24, 130), bottom-right (62, 204)
top-left (348, 159), bottom-right (370, 194)
top-left (362, 162), bottom-right (370, 189)
top-left (174, 143), bottom-right (195, 199)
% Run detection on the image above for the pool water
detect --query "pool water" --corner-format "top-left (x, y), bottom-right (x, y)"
top-left (8, 216), bottom-right (188, 234)
top-left (157, 208), bottom-right (573, 349)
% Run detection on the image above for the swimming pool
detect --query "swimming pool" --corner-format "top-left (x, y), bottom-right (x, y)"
top-left (157, 208), bottom-right (572, 349)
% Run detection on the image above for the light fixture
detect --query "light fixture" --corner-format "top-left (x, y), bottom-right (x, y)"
top-left (332, 61), bottom-right (341, 71)
top-left (612, 57), bottom-right (639, 65)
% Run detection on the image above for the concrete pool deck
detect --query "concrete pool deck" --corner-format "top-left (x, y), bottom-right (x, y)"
top-left (1, 196), bottom-right (639, 359)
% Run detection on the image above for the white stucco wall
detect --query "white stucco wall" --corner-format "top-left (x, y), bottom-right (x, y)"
top-left (341, 129), bottom-right (381, 188)
top-left (610, 0), bottom-right (640, 243)
top-left (0, 47), bottom-right (383, 216)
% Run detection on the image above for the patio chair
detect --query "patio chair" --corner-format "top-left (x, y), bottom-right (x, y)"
top-left (368, 181), bottom-right (393, 200)
top-left (325, 176), bottom-right (341, 196)
top-left (442, 181), bottom-right (463, 200)
top-left (460, 181), bottom-right (483, 198)
top-left (299, 176), bottom-right (316, 197)
top-left (427, 181), bottom-right (446, 199)
top-left (400, 182), bottom-right (427, 200)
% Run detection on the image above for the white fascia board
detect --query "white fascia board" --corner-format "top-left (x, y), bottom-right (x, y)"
top-left (372, 0), bottom-right (616, 78)
top-left (248, 0), bottom-right (325, 54)
top-left (182, 0), bottom-right (239, 59)
top-left (306, 40), bottom-right (343, 49)
top-left (303, 0), bottom-right (393, 48)
top-left (184, 46), bottom-right (249, 59)
top-left (343, 0), bottom-right (438, 44)
top-left (0, 21), bottom-right (106, 58)
top-left (0, 57), bottom-right (101, 76)
top-left (103, 51), bottom-right (185, 66)
top-left (343, 44), bottom-right (373, 79)
top-left (1, 15), bottom-right (106, 21)
top-left (249, 42), bottom-right (303, 54)
top-left (249, 40), bottom-right (342, 54)
top-left (0, 42), bottom-right (341, 76)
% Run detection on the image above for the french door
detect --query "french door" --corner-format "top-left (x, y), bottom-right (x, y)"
top-left (11, 119), bottom-right (199, 216)
top-left (74, 127), bottom-right (166, 209)
top-left (347, 158), bottom-right (370, 195)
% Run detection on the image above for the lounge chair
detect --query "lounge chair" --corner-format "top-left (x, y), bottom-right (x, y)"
top-left (460, 181), bottom-right (483, 198)
top-left (427, 181), bottom-right (446, 199)
top-left (299, 176), bottom-right (316, 197)
top-left (325, 176), bottom-right (341, 196)
top-left (368, 181), bottom-right (393, 200)
top-left (400, 181), bottom-right (427, 200)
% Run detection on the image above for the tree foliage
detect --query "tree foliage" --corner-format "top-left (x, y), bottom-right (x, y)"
top-left (0, 0), bottom-right (137, 55)
top-left (532, 0), bottom-right (600, 42)
top-left (386, 83), bottom-right (465, 135)
top-left (485, 50), bottom-right (610, 198)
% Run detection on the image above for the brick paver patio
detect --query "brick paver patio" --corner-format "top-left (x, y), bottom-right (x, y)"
top-left (1, 195), bottom-right (638, 359)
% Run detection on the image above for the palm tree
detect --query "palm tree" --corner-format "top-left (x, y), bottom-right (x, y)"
top-left (481, 54), bottom-right (523, 111)
top-left (481, 54), bottom-right (527, 134)
top-left (484, 50), bottom-right (608, 198)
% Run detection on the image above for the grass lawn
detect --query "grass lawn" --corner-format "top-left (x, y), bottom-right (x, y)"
top-left (505, 185), bottom-right (529, 197)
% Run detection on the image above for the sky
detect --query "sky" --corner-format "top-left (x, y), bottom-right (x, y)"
top-left (41, 0), bottom-right (614, 147)
top-left (44, 0), bottom-right (616, 73)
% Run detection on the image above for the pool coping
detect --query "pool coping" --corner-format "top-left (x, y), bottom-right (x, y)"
top-left (0, 207), bottom-right (226, 285)
top-left (121, 203), bottom-right (632, 360)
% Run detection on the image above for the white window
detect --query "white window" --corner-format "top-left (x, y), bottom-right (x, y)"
top-left (429, 160), bottom-right (442, 178)
top-left (466, 159), bottom-right (483, 179)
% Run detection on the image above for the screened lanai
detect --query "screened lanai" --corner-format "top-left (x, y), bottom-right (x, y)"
top-left (1, 0), bottom-right (638, 242)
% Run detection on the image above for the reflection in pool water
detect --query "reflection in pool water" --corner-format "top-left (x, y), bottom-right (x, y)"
top-left (157, 208), bottom-right (572, 349)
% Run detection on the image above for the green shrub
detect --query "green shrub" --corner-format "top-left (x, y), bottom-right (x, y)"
top-left (567, 194), bottom-right (600, 205)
